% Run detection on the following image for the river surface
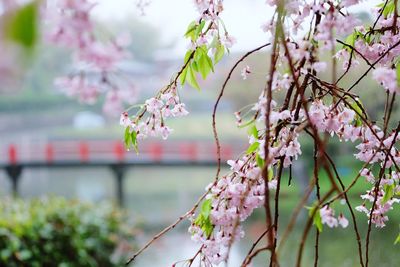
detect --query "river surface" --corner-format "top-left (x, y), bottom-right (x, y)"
top-left (0, 166), bottom-right (399, 266)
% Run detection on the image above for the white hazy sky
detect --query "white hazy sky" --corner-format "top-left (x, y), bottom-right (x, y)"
top-left (93, 0), bottom-right (380, 56)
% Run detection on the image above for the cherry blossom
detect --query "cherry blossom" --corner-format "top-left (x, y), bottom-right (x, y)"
top-left (338, 214), bottom-right (349, 228)
top-left (320, 206), bottom-right (338, 228)
top-left (45, 0), bottom-right (136, 116)
top-left (372, 67), bottom-right (400, 94)
top-left (4, 0), bottom-right (400, 265)
top-left (241, 65), bottom-right (251, 80)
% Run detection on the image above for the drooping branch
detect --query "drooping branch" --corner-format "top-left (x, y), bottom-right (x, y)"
top-left (212, 43), bottom-right (270, 180)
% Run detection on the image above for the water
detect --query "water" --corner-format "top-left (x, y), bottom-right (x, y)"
top-left (1, 166), bottom-right (399, 266)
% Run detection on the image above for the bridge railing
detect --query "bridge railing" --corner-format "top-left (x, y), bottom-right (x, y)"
top-left (1, 140), bottom-right (244, 164)
top-left (0, 140), bottom-right (244, 206)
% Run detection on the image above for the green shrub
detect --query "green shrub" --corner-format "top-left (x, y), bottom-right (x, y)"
top-left (0, 197), bottom-right (135, 267)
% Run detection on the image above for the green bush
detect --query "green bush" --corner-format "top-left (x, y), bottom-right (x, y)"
top-left (0, 197), bottom-right (135, 267)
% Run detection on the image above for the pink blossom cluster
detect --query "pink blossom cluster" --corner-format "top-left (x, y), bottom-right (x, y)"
top-left (193, 0), bottom-right (223, 21)
top-left (308, 100), bottom-right (357, 138)
top-left (334, 47), bottom-right (363, 71)
top-left (46, 0), bottom-right (136, 115)
top-left (356, 130), bottom-right (400, 227)
top-left (372, 67), bottom-right (400, 94)
top-left (354, 18), bottom-right (400, 65)
top-left (276, 41), bottom-right (328, 76)
top-left (356, 174), bottom-right (400, 228)
top-left (188, 96), bottom-right (308, 263)
top-left (46, 0), bottom-right (131, 69)
top-left (188, 0), bottom-right (236, 56)
top-left (333, 9), bottom-right (400, 94)
top-left (189, 156), bottom-right (270, 264)
top-left (144, 0), bottom-right (400, 264)
top-left (250, 94), bottom-right (303, 167)
top-left (235, 98), bottom-right (303, 169)
top-left (4, 0), bottom-right (400, 263)
top-left (264, 0), bottom-right (312, 35)
top-left (352, 127), bottom-right (400, 169)
top-left (308, 99), bottom-right (400, 226)
top-left (240, 65), bottom-right (250, 80)
top-left (120, 88), bottom-right (189, 141)
top-left (315, 11), bottom-right (360, 50)
top-left (320, 206), bottom-right (349, 228)
top-left (345, 127), bottom-right (400, 227)
top-left (238, 93), bottom-right (399, 230)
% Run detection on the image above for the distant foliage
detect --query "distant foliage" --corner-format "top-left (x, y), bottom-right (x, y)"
top-left (0, 197), bottom-right (134, 267)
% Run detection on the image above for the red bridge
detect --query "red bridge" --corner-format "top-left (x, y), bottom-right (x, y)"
top-left (0, 139), bottom-right (245, 206)
top-left (1, 140), bottom-right (242, 164)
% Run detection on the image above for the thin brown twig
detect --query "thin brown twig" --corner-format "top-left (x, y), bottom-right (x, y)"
top-left (263, 21), bottom-right (280, 267)
top-left (242, 246), bottom-right (272, 267)
top-left (323, 150), bottom-right (365, 267)
top-left (313, 140), bottom-right (321, 267)
top-left (336, 39), bottom-right (375, 68)
top-left (365, 123), bottom-right (400, 267)
top-left (125, 191), bottom-right (208, 265)
top-left (296, 189), bottom-right (335, 267)
top-left (276, 177), bottom-right (316, 253)
top-left (212, 43), bottom-right (270, 180)
top-left (240, 225), bottom-right (275, 267)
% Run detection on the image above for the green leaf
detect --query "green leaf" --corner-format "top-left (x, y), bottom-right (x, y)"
top-left (355, 30), bottom-right (371, 44)
top-left (307, 206), bottom-right (323, 232)
top-left (184, 20), bottom-right (197, 40)
top-left (237, 119), bottom-right (256, 129)
top-left (349, 98), bottom-right (364, 127)
top-left (395, 232), bottom-right (400, 244)
top-left (4, 2), bottom-right (38, 49)
top-left (396, 64), bottom-right (400, 87)
top-left (382, 0), bottom-right (396, 18)
top-left (201, 199), bottom-right (212, 218)
top-left (123, 127), bottom-right (138, 153)
top-left (343, 30), bottom-right (372, 50)
top-left (201, 217), bottom-right (214, 237)
top-left (209, 36), bottom-right (218, 48)
top-left (197, 54), bottom-right (212, 79)
top-left (383, 183), bottom-right (395, 204)
top-left (191, 60), bottom-right (199, 72)
top-left (247, 124), bottom-right (258, 139)
top-left (313, 211), bottom-right (323, 233)
top-left (180, 65), bottom-right (189, 85)
top-left (184, 50), bottom-right (193, 64)
top-left (376, 1), bottom-right (387, 7)
top-left (268, 168), bottom-right (274, 181)
top-left (344, 32), bottom-right (356, 49)
top-left (193, 199), bottom-right (214, 238)
top-left (124, 127), bottom-right (131, 149)
top-left (194, 46), bottom-right (207, 62)
top-left (214, 43), bottom-right (225, 64)
top-left (204, 53), bottom-right (214, 71)
top-left (131, 131), bottom-right (138, 154)
top-left (256, 154), bottom-right (265, 169)
top-left (186, 65), bottom-right (201, 90)
top-left (194, 47), bottom-right (214, 80)
top-left (310, 38), bottom-right (318, 47)
top-left (194, 213), bottom-right (204, 225)
top-left (246, 142), bottom-right (260, 154)
top-left (194, 20), bottom-right (206, 39)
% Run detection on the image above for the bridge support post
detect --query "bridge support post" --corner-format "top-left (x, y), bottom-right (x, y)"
top-left (110, 164), bottom-right (126, 207)
top-left (5, 165), bottom-right (23, 197)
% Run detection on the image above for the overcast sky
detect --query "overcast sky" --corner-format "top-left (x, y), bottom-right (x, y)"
top-left (93, 0), bottom-right (380, 56)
